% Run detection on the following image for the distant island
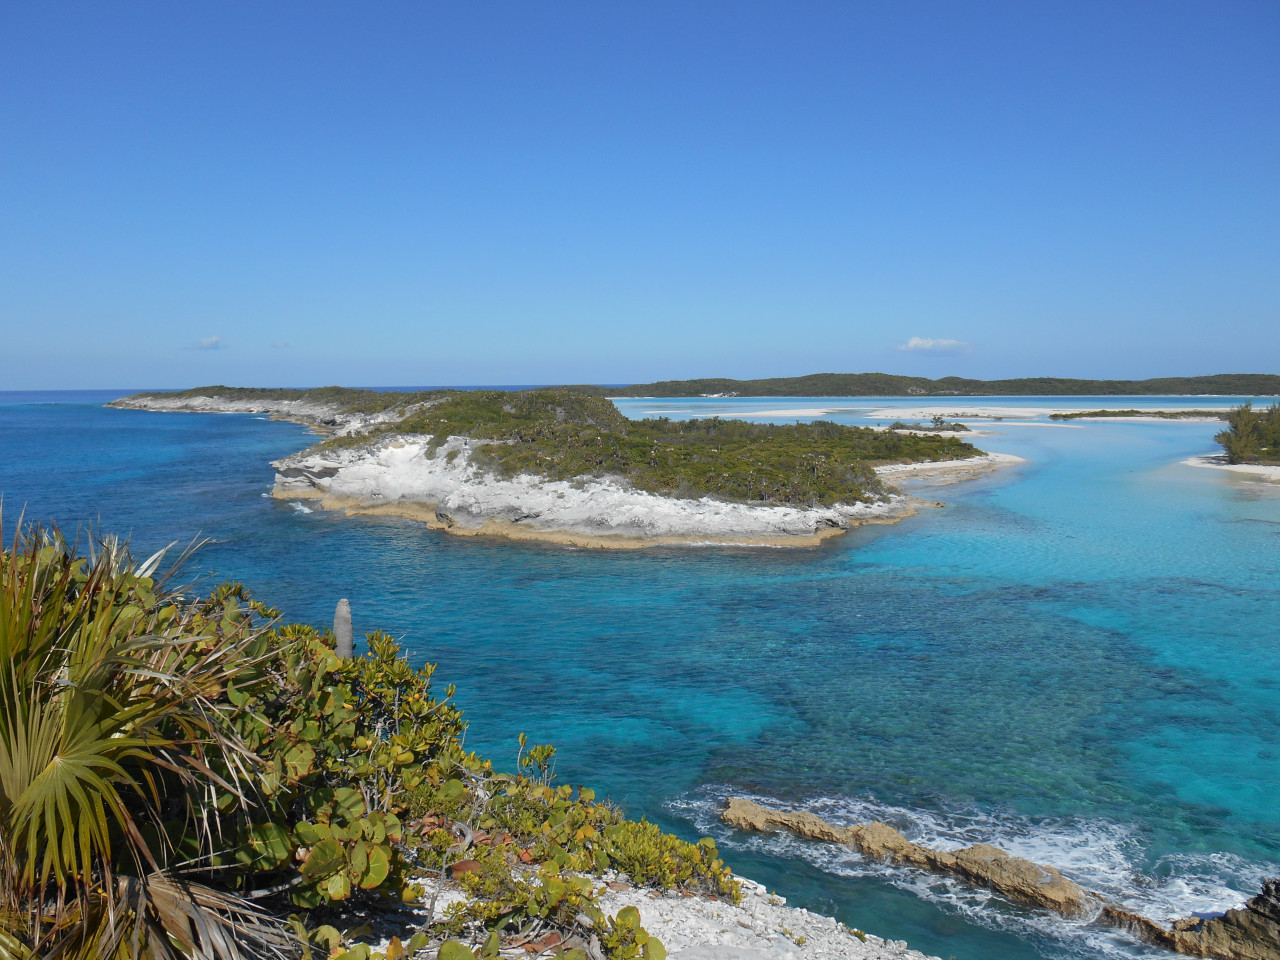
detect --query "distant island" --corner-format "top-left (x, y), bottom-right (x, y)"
top-left (107, 386), bottom-right (1016, 548)
top-left (566, 372), bottom-right (1280, 398)
top-left (1048, 409), bottom-right (1228, 421)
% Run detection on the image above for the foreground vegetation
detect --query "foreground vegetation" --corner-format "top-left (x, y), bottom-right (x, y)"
top-left (1215, 402), bottom-right (1280, 464)
top-left (324, 389), bottom-right (979, 506)
top-left (0, 520), bottom-right (738, 959)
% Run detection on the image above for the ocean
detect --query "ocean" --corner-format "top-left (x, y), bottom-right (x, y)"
top-left (2, 389), bottom-right (1277, 960)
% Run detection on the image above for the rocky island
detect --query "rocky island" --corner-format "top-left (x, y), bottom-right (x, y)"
top-left (109, 386), bottom-right (1016, 548)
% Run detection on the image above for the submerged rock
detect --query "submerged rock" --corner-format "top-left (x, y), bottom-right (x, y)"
top-left (721, 798), bottom-right (1280, 960)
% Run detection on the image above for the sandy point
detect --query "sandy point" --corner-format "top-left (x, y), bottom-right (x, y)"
top-left (1183, 455), bottom-right (1280, 482)
top-left (875, 451), bottom-right (1025, 486)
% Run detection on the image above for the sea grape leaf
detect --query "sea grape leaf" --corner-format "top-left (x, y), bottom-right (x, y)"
top-left (300, 838), bottom-right (345, 878)
top-left (333, 786), bottom-right (365, 821)
top-left (437, 943), bottom-right (476, 960)
top-left (248, 822), bottom-right (293, 869)
top-left (326, 872), bottom-right (351, 901)
top-left (358, 843), bottom-right (391, 889)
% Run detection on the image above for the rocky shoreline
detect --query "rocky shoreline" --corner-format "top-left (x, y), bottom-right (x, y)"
top-left (272, 434), bottom-right (926, 549)
top-left (366, 871), bottom-right (941, 960)
top-left (722, 798), bottom-right (1280, 960)
top-left (106, 391), bottom-right (418, 435)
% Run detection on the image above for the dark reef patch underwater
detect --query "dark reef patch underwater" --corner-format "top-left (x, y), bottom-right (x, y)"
top-left (2, 390), bottom-right (1279, 960)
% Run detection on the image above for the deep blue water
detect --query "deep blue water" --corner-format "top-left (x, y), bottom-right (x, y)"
top-left (2, 390), bottom-right (1278, 960)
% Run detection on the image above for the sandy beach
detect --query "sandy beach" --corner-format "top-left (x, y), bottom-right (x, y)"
top-left (874, 451), bottom-right (1025, 485)
top-left (1183, 454), bottom-right (1280, 481)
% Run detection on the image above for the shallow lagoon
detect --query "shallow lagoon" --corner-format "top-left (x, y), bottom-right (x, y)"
top-left (2, 391), bottom-right (1277, 960)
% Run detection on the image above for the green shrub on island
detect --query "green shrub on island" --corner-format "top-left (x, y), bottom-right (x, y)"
top-left (0, 520), bottom-right (737, 960)
top-left (1215, 401), bottom-right (1280, 464)
top-left (1047, 409), bottom-right (1227, 420)
top-left (328, 388), bottom-right (979, 507)
top-left (886, 416), bottom-right (969, 432)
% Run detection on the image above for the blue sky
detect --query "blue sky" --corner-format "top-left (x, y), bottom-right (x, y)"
top-left (2, 1), bottom-right (1277, 389)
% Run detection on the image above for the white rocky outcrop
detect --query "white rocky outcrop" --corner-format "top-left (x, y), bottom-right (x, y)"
top-left (368, 874), bottom-right (939, 960)
top-left (107, 394), bottom-right (423, 437)
top-left (273, 437), bottom-right (910, 547)
top-left (595, 876), bottom-right (936, 960)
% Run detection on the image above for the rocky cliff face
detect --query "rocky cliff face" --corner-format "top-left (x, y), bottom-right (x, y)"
top-left (721, 798), bottom-right (1280, 960)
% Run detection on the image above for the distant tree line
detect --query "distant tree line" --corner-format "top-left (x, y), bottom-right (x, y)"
top-left (570, 372), bottom-right (1280, 398)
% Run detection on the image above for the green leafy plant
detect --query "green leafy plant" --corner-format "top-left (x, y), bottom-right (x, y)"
top-left (214, 619), bottom-right (475, 910)
top-left (595, 905), bottom-right (666, 960)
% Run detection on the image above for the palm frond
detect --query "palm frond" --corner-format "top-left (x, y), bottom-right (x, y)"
top-left (0, 514), bottom-right (301, 960)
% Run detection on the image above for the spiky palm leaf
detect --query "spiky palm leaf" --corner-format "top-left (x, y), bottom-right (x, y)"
top-left (0, 515), bottom-right (299, 959)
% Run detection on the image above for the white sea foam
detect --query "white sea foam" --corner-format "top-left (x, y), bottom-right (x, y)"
top-left (669, 788), bottom-right (1278, 959)
top-left (289, 501), bottom-right (313, 514)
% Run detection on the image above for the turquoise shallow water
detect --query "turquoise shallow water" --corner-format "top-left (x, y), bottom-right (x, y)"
top-left (2, 390), bottom-right (1278, 960)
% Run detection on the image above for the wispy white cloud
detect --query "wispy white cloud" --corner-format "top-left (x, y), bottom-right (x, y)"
top-left (270, 341), bottom-right (289, 349)
top-left (193, 335), bottom-right (225, 350)
top-left (898, 336), bottom-right (972, 356)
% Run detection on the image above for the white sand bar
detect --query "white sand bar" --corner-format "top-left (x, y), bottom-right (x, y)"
top-left (730, 407), bottom-right (865, 418)
top-left (866, 405), bottom-right (1233, 421)
top-left (1183, 455), bottom-right (1280, 481)
top-left (875, 452), bottom-right (1025, 486)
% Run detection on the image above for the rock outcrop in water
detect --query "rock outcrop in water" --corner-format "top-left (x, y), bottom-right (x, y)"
top-left (1100, 880), bottom-right (1280, 960)
top-left (721, 798), bottom-right (1280, 960)
top-left (721, 798), bottom-right (1093, 917)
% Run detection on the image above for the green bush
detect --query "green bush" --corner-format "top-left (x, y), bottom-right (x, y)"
top-left (214, 612), bottom-right (476, 910)
top-left (604, 822), bottom-right (737, 899)
top-left (1216, 401), bottom-right (1280, 464)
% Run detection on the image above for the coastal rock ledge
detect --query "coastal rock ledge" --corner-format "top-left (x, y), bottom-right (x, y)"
top-left (271, 436), bottom-right (915, 549)
top-left (721, 798), bottom-right (1280, 960)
